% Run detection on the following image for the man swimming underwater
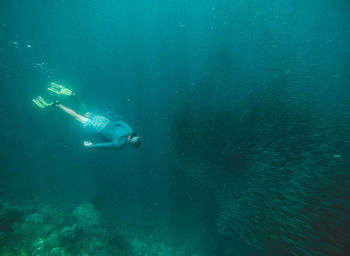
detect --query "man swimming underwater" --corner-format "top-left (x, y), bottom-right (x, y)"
top-left (33, 83), bottom-right (141, 150)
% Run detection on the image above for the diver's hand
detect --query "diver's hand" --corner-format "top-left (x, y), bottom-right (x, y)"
top-left (83, 141), bottom-right (93, 147)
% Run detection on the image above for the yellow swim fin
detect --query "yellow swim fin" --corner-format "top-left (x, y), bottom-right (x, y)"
top-left (32, 96), bottom-right (56, 109)
top-left (48, 83), bottom-right (73, 96)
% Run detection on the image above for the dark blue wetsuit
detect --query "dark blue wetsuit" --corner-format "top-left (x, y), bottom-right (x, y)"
top-left (84, 113), bottom-right (133, 149)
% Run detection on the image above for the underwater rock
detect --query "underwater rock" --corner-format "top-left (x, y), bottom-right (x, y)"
top-left (0, 204), bottom-right (23, 232)
top-left (0, 199), bottom-right (199, 256)
top-left (59, 224), bottom-right (77, 241)
top-left (25, 213), bottom-right (44, 225)
top-left (31, 237), bottom-right (46, 256)
top-left (49, 247), bottom-right (65, 256)
top-left (46, 232), bottom-right (61, 249)
top-left (130, 237), bottom-right (189, 256)
top-left (21, 213), bottom-right (45, 236)
top-left (72, 204), bottom-right (99, 231)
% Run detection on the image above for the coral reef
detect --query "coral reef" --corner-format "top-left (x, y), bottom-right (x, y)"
top-left (0, 199), bottom-right (200, 256)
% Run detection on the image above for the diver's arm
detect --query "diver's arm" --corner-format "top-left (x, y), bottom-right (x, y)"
top-left (88, 142), bottom-right (123, 149)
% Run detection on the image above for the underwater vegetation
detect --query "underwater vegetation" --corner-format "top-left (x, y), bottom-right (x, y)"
top-left (173, 61), bottom-right (350, 255)
top-left (0, 199), bottom-right (202, 256)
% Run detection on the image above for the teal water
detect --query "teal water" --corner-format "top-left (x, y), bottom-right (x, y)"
top-left (0, 0), bottom-right (350, 255)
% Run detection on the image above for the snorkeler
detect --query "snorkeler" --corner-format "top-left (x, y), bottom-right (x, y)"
top-left (33, 83), bottom-right (141, 150)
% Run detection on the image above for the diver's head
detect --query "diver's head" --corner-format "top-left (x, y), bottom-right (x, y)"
top-left (128, 132), bottom-right (141, 148)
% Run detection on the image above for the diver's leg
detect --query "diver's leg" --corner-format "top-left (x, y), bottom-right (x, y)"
top-left (57, 103), bottom-right (88, 124)
top-left (47, 83), bottom-right (88, 115)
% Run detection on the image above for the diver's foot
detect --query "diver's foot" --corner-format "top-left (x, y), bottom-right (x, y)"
top-left (52, 100), bottom-right (60, 106)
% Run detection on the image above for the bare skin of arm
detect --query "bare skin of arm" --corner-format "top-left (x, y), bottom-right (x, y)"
top-left (57, 103), bottom-right (88, 124)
